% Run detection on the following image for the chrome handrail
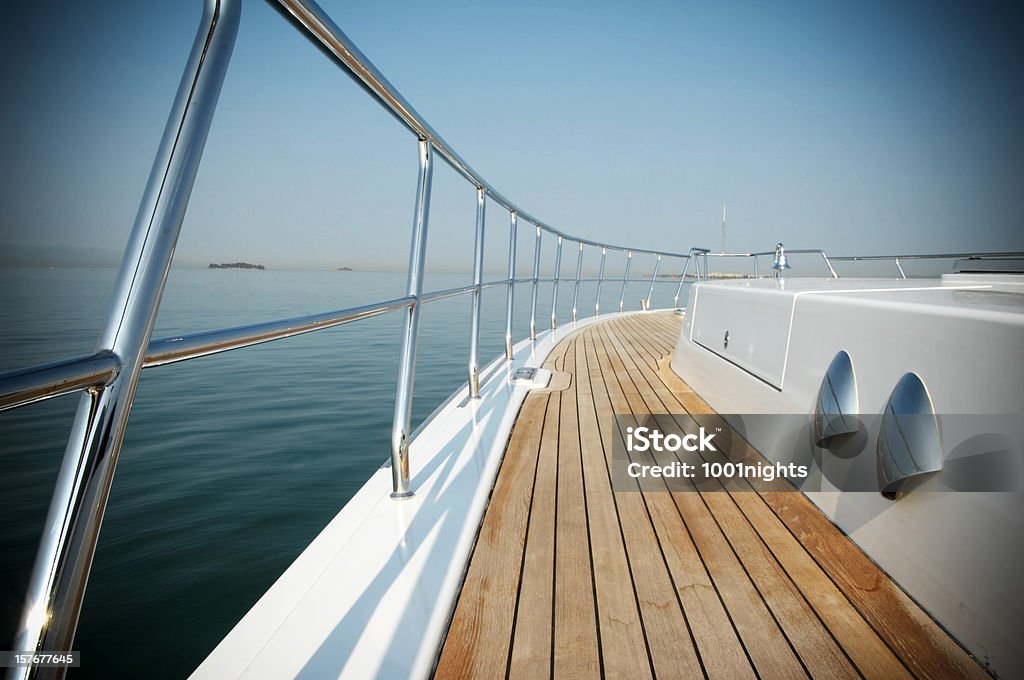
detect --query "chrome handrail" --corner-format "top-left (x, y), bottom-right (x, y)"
top-left (0, 352), bottom-right (120, 413)
top-left (702, 249), bottom-right (1024, 279)
top-left (6, 0), bottom-right (1018, 673)
top-left (467, 188), bottom-right (486, 398)
top-left (529, 225), bottom-right (543, 340)
top-left (144, 296), bottom-right (416, 368)
top-left (705, 248), bottom-right (838, 278)
top-left (646, 254), bottom-right (663, 310)
top-left (674, 247), bottom-right (711, 307)
top-left (0, 1), bottom-right (699, 672)
top-left (829, 251), bottom-right (1024, 260)
top-left (273, 0), bottom-right (695, 258)
top-left (828, 252), bottom-right (1024, 279)
top-left (0, 296), bottom-right (415, 412)
top-left (5, 0), bottom-right (241, 676)
top-left (618, 251), bottom-right (633, 313)
top-left (504, 211), bottom-right (518, 359)
top-left (550, 236), bottom-right (563, 331)
top-left (389, 138), bottom-right (432, 499)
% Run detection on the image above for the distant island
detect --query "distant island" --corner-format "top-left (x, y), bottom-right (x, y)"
top-left (336, 267), bottom-right (353, 271)
top-left (209, 262), bottom-right (264, 270)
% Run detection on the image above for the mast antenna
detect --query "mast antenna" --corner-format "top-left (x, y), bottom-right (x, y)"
top-left (721, 204), bottom-right (727, 254)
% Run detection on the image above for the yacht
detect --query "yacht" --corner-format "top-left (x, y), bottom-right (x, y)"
top-left (2, 0), bottom-right (1021, 678)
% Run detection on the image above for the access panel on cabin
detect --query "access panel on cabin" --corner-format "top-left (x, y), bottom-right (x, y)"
top-left (690, 284), bottom-right (793, 388)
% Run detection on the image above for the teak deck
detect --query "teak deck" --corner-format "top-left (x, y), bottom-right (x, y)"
top-left (434, 312), bottom-right (988, 680)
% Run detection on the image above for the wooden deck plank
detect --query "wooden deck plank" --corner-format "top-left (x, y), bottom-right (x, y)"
top-left (590, 326), bottom-right (758, 680)
top-left (580, 332), bottom-right (705, 680)
top-left (437, 312), bottom-right (988, 680)
top-left (507, 392), bottom-right (559, 680)
top-left (650, 327), bottom-right (988, 680)
top-left (433, 392), bottom-right (549, 678)
top-left (435, 327), bottom-right (579, 678)
top-left (554, 337), bottom-right (602, 679)
top-left (506, 330), bottom-right (576, 680)
top-left (618, 316), bottom-right (677, 364)
top-left (573, 334), bottom-right (655, 679)
top-left (609, 316), bottom-right (915, 680)
top-left (601, 322), bottom-right (860, 680)
top-left (595, 323), bottom-right (799, 679)
top-left (620, 314), bottom-right (988, 679)
top-left (640, 313), bottom-right (679, 339)
top-left (761, 490), bottom-right (991, 680)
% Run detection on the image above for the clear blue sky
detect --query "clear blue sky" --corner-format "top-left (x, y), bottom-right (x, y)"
top-left (1, 0), bottom-right (1021, 273)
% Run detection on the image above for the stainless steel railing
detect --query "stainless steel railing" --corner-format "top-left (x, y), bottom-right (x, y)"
top-left (4, 0), bottom-right (1020, 674)
top-left (4, 1), bottom-right (240, 675)
top-left (828, 252), bottom-right (1024, 279)
top-left (704, 248), bottom-right (838, 278)
top-left (0, 0), bottom-right (699, 672)
top-left (701, 249), bottom-right (1024, 279)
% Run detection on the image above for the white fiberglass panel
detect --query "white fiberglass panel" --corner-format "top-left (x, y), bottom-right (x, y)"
top-left (670, 276), bottom-right (1024, 678)
top-left (690, 282), bottom-right (794, 388)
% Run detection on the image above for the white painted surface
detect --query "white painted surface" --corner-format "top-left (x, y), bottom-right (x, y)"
top-left (689, 283), bottom-right (793, 387)
top-left (190, 313), bottom-right (627, 680)
top-left (672, 276), bottom-right (1024, 678)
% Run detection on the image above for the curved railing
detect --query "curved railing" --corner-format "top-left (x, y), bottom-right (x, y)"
top-left (828, 251), bottom-right (1024, 278)
top-left (0, 1), bottom-right (703, 672)
top-left (3, 0), bottom-right (1022, 675)
top-left (703, 249), bottom-right (1023, 279)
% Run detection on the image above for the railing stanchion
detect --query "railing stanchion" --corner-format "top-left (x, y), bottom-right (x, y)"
top-left (754, 256), bottom-right (759, 278)
top-left (529, 225), bottom-right (542, 340)
top-left (551, 236), bottom-right (563, 330)
top-left (390, 138), bottom-right (434, 499)
top-left (619, 251), bottom-right (632, 312)
top-left (645, 254), bottom-right (662, 310)
top-left (572, 242), bottom-right (584, 323)
top-left (895, 257), bottom-right (906, 279)
top-left (468, 186), bottom-right (486, 398)
top-left (674, 257), bottom-right (690, 307)
top-left (9, 1), bottom-right (241, 673)
top-left (505, 211), bottom-right (518, 358)
top-left (595, 247), bottom-right (607, 316)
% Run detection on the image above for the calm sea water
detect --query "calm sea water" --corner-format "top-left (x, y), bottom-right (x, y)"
top-left (0, 266), bottom-right (685, 679)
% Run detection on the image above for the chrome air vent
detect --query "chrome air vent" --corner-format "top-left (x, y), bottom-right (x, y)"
top-left (813, 351), bottom-right (859, 447)
top-left (877, 372), bottom-right (943, 499)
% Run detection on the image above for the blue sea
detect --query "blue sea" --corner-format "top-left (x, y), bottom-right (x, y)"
top-left (0, 266), bottom-right (685, 679)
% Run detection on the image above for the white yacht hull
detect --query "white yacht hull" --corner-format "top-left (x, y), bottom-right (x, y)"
top-left (672, 275), bottom-right (1024, 677)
